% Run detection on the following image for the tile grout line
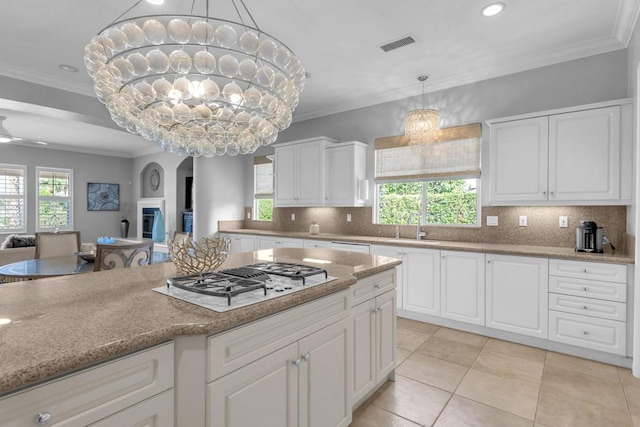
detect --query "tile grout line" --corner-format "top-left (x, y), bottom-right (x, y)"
top-left (532, 349), bottom-right (549, 425)
top-left (618, 367), bottom-right (636, 425)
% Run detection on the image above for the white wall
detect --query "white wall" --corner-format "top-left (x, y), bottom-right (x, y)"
top-left (193, 155), bottom-right (246, 238)
top-left (0, 144), bottom-right (133, 243)
top-left (243, 50), bottom-right (629, 207)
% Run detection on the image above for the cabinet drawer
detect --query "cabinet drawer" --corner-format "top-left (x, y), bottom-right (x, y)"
top-left (549, 311), bottom-right (625, 355)
top-left (0, 342), bottom-right (174, 427)
top-left (351, 270), bottom-right (396, 306)
top-left (208, 289), bottom-right (350, 382)
top-left (549, 275), bottom-right (626, 302)
top-left (89, 389), bottom-right (174, 427)
top-left (549, 259), bottom-right (627, 283)
top-left (549, 293), bottom-right (626, 321)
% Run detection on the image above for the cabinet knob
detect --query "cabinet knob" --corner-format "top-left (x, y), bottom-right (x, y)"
top-left (36, 413), bottom-right (52, 425)
top-left (550, 191), bottom-right (554, 196)
top-left (543, 191), bottom-right (546, 196)
top-left (302, 353), bottom-right (310, 361)
top-left (583, 269), bottom-right (588, 273)
top-left (583, 287), bottom-right (589, 292)
top-left (583, 305), bottom-right (588, 310)
top-left (374, 284), bottom-right (380, 289)
top-left (441, 256), bottom-right (445, 259)
top-left (292, 358), bottom-right (301, 367)
top-left (583, 331), bottom-right (590, 335)
top-left (487, 260), bottom-right (491, 264)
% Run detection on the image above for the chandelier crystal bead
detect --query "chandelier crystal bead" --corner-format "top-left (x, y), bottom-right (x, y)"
top-left (404, 75), bottom-right (440, 145)
top-left (85, 4), bottom-right (306, 157)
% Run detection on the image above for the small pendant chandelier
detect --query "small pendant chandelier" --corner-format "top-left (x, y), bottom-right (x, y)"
top-left (84, 0), bottom-right (306, 157)
top-left (404, 75), bottom-right (439, 145)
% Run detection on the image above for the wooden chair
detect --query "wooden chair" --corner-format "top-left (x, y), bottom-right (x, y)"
top-left (94, 240), bottom-right (154, 272)
top-left (35, 231), bottom-right (81, 259)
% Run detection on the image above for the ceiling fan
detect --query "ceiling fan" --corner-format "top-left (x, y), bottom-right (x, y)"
top-left (0, 116), bottom-right (47, 146)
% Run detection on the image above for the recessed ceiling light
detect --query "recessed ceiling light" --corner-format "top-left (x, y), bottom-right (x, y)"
top-left (59, 64), bottom-right (79, 72)
top-left (145, 0), bottom-right (164, 4)
top-left (481, 2), bottom-right (505, 17)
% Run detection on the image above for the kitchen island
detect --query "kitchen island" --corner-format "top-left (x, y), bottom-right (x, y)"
top-left (0, 248), bottom-right (400, 426)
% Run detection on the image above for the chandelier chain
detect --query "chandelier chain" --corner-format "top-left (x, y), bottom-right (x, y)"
top-left (106, 0), bottom-right (144, 29)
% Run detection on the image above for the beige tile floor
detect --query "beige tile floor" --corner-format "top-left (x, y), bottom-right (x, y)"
top-left (351, 317), bottom-right (639, 427)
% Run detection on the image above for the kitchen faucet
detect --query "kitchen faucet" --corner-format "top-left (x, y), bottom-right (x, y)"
top-left (406, 212), bottom-right (425, 240)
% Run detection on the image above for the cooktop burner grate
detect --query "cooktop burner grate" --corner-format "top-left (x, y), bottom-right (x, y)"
top-left (167, 272), bottom-right (267, 306)
top-left (243, 262), bottom-right (328, 285)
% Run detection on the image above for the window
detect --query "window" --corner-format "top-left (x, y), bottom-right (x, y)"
top-left (37, 167), bottom-right (73, 231)
top-left (377, 179), bottom-right (478, 225)
top-left (0, 164), bottom-right (27, 233)
top-left (253, 156), bottom-right (273, 221)
top-left (374, 123), bottom-right (481, 226)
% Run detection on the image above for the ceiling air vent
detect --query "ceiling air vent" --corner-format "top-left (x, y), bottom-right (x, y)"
top-left (380, 35), bottom-right (416, 52)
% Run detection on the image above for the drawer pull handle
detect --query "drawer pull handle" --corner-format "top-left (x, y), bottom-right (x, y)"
top-left (374, 284), bottom-right (380, 289)
top-left (583, 287), bottom-right (589, 291)
top-left (583, 305), bottom-right (588, 310)
top-left (302, 353), bottom-right (310, 361)
top-left (583, 269), bottom-right (588, 273)
top-left (292, 358), bottom-right (301, 367)
top-left (36, 412), bottom-right (52, 425)
top-left (583, 331), bottom-right (590, 335)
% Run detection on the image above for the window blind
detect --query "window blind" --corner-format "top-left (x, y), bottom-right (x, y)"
top-left (375, 123), bottom-right (481, 181)
top-left (0, 164), bottom-right (26, 232)
top-left (254, 156), bottom-right (274, 199)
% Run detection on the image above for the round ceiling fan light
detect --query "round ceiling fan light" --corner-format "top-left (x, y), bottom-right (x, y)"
top-left (482, 2), bottom-right (505, 17)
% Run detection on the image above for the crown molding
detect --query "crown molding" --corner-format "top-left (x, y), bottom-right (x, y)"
top-left (615, 0), bottom-right (640, 45)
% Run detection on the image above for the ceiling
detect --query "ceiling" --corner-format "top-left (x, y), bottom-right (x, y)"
top-left (0, 0), bottom-right (638, 157)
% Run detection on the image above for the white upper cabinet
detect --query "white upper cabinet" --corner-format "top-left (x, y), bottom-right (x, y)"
top-left (274, 137), bottom-right (338, 207)
top-left (325, 141), bottom-right (367, 207)
top-left (487, 99), bottom-right (632, 205)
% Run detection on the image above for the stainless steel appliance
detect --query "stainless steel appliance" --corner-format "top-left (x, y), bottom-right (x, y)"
top-left (575, 220), bottom-right (614, 253)
top-left (154, 262), bottom-right (336, 313)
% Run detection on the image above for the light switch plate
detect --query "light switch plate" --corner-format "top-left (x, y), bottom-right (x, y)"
top-left (519, 216), bottom-right (527, 227)
top-left (486, 216), bottom-right (498, 226)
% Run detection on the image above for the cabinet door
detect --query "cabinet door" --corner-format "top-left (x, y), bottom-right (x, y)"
top-left (370, 245), bottom-right (404, 310)
top-left (375, 290), bottom-right (396, 381)
top-left (490, 117), bottom-right (549, 203)
top-left (351, 300), bottom-right (376, 405)
top-left (279, 238), bottom-right (304, 248)
top-left (549, 106), bottom-right (620, 201)
top-left (486, 255), bottom-right (549, 338)
top-left (274, 145), bottom-right (298, 206)
top-left (256, 237), bottom-right (278, 250)
top-left (207, 343), bottom-right (298, 427)
top-left (441, 251), bottom-right (485, 325)
top-left (298, 318), bottom-right (352, 427)
top-left (298, 142), bottom-right (326, 206)
top-left (325, 145), bottom-right (354, 206)
top-left (237, 236), bottom-right (256, 253)
top-left (404, 247), bottom-right (441, 316)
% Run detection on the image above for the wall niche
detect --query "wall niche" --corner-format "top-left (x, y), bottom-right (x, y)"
top-left (141, 162), bottom-right (165, 198)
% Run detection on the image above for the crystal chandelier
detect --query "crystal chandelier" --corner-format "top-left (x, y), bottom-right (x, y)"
top-left (404, 75), bottom-right (439, 145)
top-left (84, 0), bottom-right (306, 157)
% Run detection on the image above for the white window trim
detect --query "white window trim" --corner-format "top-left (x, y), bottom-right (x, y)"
top-left (36, 166), bottom-right (74, 232)
top-left (0, 163), bottom-right (27, 233)
top-left (253, 160), bottom-right (274, 221)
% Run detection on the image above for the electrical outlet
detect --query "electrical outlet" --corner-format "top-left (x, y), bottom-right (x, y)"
top-left (291, 213), bottom-right (295, 221)
top-left (486, 216), bottom-right (498, 226)
top-left (519, 216), bottom-right (527, 227)
top-left (347, 214), bottom-right (352, 222)
top-left (247, 212), bottom-right (251, 219)
top-left (559, 216), bottom-right (568, 228)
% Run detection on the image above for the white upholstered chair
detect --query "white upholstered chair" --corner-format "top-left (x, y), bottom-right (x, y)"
top-left (35, 231), bottom-right (81, 259)
top-left (94, 240), bottom-right (154, 272)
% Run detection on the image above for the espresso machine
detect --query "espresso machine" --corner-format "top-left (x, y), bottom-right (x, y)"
top-left (575, 220), bottom-right (614, 253)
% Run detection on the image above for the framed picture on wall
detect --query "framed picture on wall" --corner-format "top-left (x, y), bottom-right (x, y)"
top-left (87, 183), bottom-right (120, 211)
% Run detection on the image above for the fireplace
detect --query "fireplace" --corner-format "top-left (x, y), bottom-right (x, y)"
top-left (137, 199), bottom-right (165, 242)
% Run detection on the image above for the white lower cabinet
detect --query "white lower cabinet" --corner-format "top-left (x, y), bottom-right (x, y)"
top-left (220, 233), bottom-right (256, 254)
top-left (207, 317), bottom-right (352, 427)
top-left (440, 251), bottom-right (485, 325)
top-left (352, 289), bottom-right (396, 406)
top-left (257, 236), bottom-right (304, 250)
top-left (485, 254), bottom-right (548, 338)
top-left (369, 245), bottom-right (439, 315)
top-left (303, 239), bottom-right (332, 248)
top-left (0, 343), bottom-right (174, 427)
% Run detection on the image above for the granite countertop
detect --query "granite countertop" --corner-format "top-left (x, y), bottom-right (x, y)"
top-left (222, 229), bottom-right (635, 264)
top-left (0, 248), bottom-right (401, 396)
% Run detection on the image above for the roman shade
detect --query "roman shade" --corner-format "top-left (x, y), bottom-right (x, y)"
top-left (254, 156), bottom-right (274, 199)
top-left (375, 123), bottom-right (481, 181)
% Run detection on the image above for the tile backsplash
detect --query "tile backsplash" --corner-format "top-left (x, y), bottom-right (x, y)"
top-left (227, 205), bottom-right (627, 250)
